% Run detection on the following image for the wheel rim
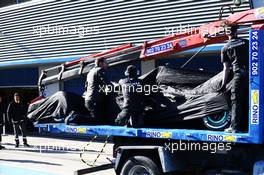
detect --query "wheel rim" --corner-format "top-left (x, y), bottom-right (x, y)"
top-left (207, 111), bottom-right (228, 124)
top-left (128, 165), bottom-right (152, 175)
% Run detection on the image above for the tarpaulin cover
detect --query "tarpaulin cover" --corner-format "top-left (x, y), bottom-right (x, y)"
top-left (28, 66), bottom-right (248, 126)
top-left (28, 91), bottom-right (90, 124)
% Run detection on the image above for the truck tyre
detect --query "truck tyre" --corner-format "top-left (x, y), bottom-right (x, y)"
top-left (120, 156), bottom-right (161, 175)
top-left (203, 111), bottom-right (231, 131)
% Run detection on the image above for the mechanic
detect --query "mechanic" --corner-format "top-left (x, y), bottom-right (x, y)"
top-left (85, 58), bottom-right (110, 123)
top-left (115, 65), bottom-right (144, 127)
top-left (0, 95), bottom-right (5, 150)
top-left (7, 93), bottom-right (30, 147)
top-left (220, 25), bottom-right (249, 133)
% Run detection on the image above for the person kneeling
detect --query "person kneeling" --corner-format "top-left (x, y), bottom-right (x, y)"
top-left (115, 65), bottom-right (144, 128)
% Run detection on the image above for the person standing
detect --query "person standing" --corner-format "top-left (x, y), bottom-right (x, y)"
top-left (85, 58), bottom-right (110, 123)
top-left (115, 65), bottom-right (144, 127)
top-left (7, 93), bottom-right (30, 147)
top-left (0, 95), bottom-right (5, 150)
top-left (219, 25), bottom-right (249, 133)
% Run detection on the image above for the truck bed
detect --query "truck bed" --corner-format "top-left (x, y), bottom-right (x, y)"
top-left (35, 30), bottom-right (264, 146)
top-left (36, 123), bottom-right (255, 144)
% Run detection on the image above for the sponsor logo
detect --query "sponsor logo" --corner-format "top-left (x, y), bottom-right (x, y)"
top-left (252, 90), bottom-right (259, 104)
top-left (66, 127), bottom-right (77, 133)
top-left (223, 135), bottom-right (236, 142)
top-left (145, 131), bottom-right (172, 138)
top-left (207, 134), bottom-right (224, 141)
top-left (77, 128), bottom-right (86, 133)
top-left (65, 127), bottom-right (86, 134)
top-left (161, 132), bottom-right (173, 138)
top-left (207, 134), bottom-right (236, 142)
top-left (255, 7), bottom-right (264, 19)
top-left (178, 39), bottom-right (187, 47)
top-left (251, 90), bottom-right (259, 124)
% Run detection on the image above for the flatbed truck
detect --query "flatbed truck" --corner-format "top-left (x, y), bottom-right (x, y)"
top-left (36, 0), bottom-right (264, 174)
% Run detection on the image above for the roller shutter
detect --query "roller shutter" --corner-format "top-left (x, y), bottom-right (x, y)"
top-left (0, 0), bottom-right (250, 66)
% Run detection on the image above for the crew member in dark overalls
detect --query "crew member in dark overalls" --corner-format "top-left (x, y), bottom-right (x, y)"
top-left (7, 93), bottom-right (30, 147)
top-left (115, 65), bottom-right (144, 127)
top-left (0, 95), bottom-right (5, 150)
top-left (85, 58), bottom-right (110, 123)
top-left (220, 25), bottom-right (249, 133)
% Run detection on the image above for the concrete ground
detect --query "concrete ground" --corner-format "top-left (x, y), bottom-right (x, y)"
top-left (0, 134), bottom-right (116, 175)
top-left (0, 134), bottom-right (250, 175)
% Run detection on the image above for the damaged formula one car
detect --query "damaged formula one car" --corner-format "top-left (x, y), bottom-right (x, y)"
top-left (140, 66), bottom-right (248, 130)
top-left (28, 66), bottom-right (248, 131)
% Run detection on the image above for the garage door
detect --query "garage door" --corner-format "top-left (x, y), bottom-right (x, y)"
top-left (0, 68), bottom-right (38, 87)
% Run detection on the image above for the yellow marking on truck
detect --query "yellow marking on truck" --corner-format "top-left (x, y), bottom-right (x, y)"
top-left (252, 90), bottom-right (259, 105)
top-left (77, 128), bottom-right (86, 133)
top-left (161, 132), bottom-right (172, 138)
top-left (224, 135), bottom-right (236, 142)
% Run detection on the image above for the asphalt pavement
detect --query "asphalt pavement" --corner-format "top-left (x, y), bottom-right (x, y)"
top-left (0, 134), bottom-right (116, 175)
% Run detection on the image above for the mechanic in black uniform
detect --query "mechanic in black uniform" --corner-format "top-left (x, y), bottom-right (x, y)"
top-left (220, 25), bottom-right (249, 133)
top-left (7, 93), bottom-right (30, 147)
top-left (115, 65), bottom-right (144, 127)
top-left (85, 58), bottom-right (110, 123)
top-left (0, 95), bottom-right (5, 150)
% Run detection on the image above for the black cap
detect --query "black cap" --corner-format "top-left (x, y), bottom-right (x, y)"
top-left (125, 65), bottom-right (137, 77)
top-left (230, 25), bottom-right (238, 36)
top-left (95, 57), bottom-right (105, 66)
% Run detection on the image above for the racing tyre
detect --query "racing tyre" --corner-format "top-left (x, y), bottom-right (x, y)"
top-left (203, 111), bottom-right (231, 131)
top-left (120, 156), bottom-right (161, 175)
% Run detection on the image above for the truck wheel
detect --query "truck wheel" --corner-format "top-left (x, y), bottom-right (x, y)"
top-left (203, 111), bottom-right (231, 131)
top-left (120, 156), bottom-right (161, 175)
